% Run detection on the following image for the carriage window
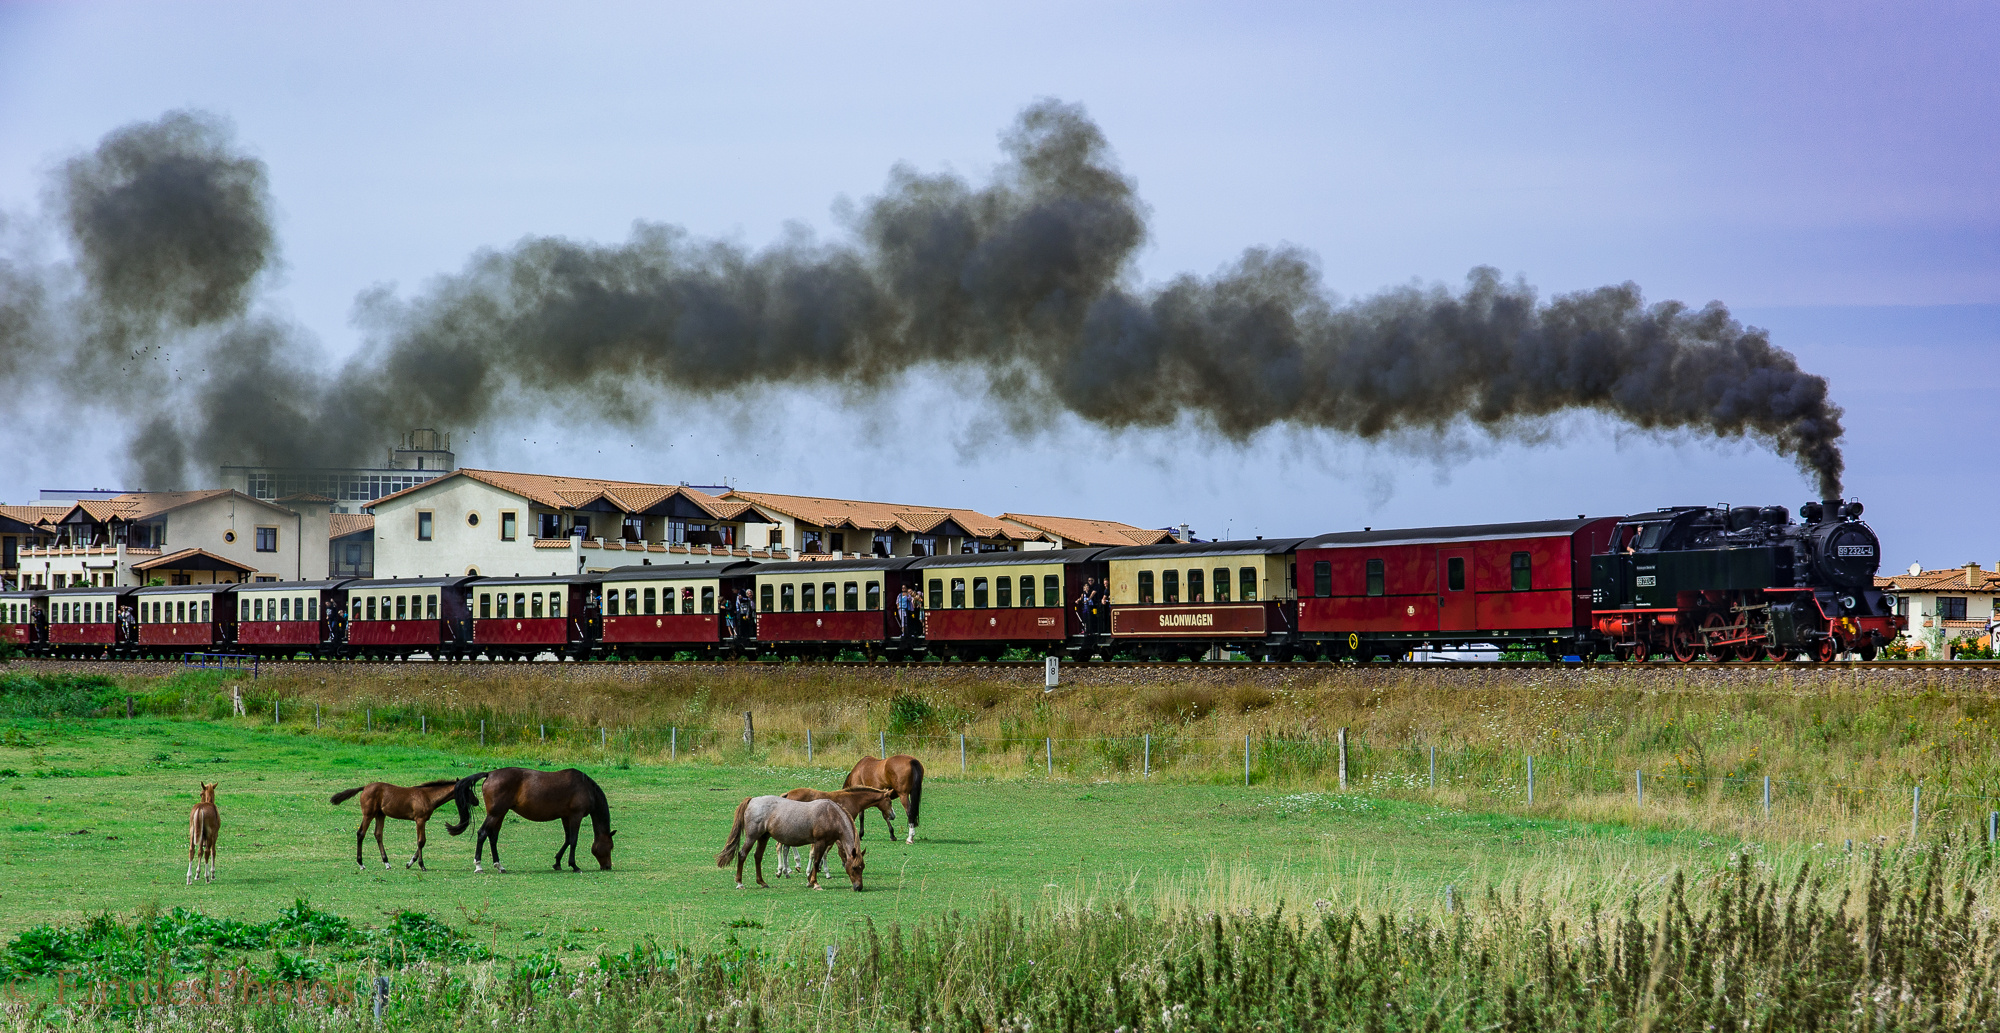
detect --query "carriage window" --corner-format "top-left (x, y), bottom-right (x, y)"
top-left (1213, 567), bottom-right (1230, 603)
top-left (280, 598), bottom-right (291, 620)
top-left (606, 591), bottom-right (620, 616)
top-left (1045, 575), bottom-right (1061, 607)
top-left (1188, 568), bottom-right (1205, 603)
top-left (352, 599), bottom-right (363, 621)
top-left (929, 579), bottom-right (943, 610)
top-left (1511, 552), bottom-right (1531, 591)
top-left (253, 598), bottom-right (264, 621)
top-left (844, 582), bottom-right (859, 611)
top-left (1163, 569), bottom-right (1179, 604)
top-left (865, 582), bottom-right (880, 610)
top-left (1240, 568), bottom-right (1258, 601)
top-left (823, 583), bottom-right (836, 612)
top-left (781, 584), bottom-right (795, 612)
top-left (801, 582), bottom-right (815, 611)
top-left (996, 576), bottom-right (1012, 607)
top-left (494, 593), bottom-right (507, 619)
top-left (397, 596), bottom-right (409, 620)
top-left (1313, 560), bottom-right (1332, 598)
top-left (643, 587), bottom-right (656, 614)
top-left (1365, 559), bottom-right (1384, 597)
top-left (532, 593), bottom-right (545, 618)
top-left (510, 593), bottom-right (526, 618)
top-left (201, 601), bottom-right (211, 623)
top-left (239, 599), bottom-right (249, 621)
top-left (308, 598), bottom-right (318, 620)
top-left (760, 585), bottom-right (773, 612)
top-left (950, 578), bottom-right (966, 608)
top-left (1138, 570), bottom-right (1155, 604)
top-left (479, 593), bottom-right (491, 619)
top-left (180, 601), bottom-right (190, 623)
top-left (547, 593), bottom-right (560, 618)
top-left (700, 586), bottom-right (713, 613)
top-left (1447, 557), bottom-right (1465, 592)
top-left (428, 594), bottom-right (438, 619)
top-left (973, 578), bottom-right (989, 608)
top-left (624, 588), bottom-right (637, 615)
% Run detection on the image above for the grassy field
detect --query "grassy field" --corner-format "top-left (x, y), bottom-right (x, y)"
top-left (4, 665), bottom-right (1999, 1029)
top-left (0, 711), bottom-right (1790, 961)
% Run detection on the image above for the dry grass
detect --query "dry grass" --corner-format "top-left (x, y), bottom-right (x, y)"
top-left (20, 658), bottom-right (2000, 847)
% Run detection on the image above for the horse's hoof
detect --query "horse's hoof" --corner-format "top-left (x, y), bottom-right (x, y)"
top-left (735, 883), bottom-right (744, 889)
top-left (383, 862), bottom-right (390, 870)
top-left (474, 863), bottom-right (482, 873)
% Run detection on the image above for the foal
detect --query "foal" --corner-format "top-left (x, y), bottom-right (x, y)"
top-left (186, 783), bottom-right (219, 885)
top-left (330, 778), bottom-right (477, 870)
top-left (774, 786), bottom-right (896, 877)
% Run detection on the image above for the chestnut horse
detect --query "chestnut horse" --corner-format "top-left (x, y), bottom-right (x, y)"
top-left (843, 755), bottom-right (923, 843)
top-left (329, 777), bottom-right (477, 870)
top-left (716, 795), bottom-right (864, 890)
top-left (774, 786), bottom-right (896, 876)
top-left (186, 783), bottom-right (219, 885)
top-left (463, 768), bottom-right (615, 872)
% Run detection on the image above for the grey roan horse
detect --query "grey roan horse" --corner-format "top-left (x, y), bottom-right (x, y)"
top-left (715, 796), bottom-right (865, 891)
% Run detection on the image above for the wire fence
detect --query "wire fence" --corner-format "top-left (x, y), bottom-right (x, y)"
top-left (205, 691), bottom-right (2000, 843)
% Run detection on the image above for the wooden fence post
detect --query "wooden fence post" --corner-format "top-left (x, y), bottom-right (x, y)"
top-left (743, 712), bottom-right (754, 747)
top-left (1337, 728), bottom-right (1347, 791)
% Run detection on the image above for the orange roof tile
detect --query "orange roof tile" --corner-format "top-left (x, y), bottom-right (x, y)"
top-left (329, 514), bottom-right (375, 540)
top-left (1000, 513), bottom-right (1176, 547)
top-left (723, 491), bottom-right (1047, 542)
top-left (1878, 565), bottom-right (1998, 593)
top-left (0, 505), bottom-right (67, 530)
top-left (54, 490), bottom-right (295, 526)
top-left (371, 469), bottom-right (766, 521)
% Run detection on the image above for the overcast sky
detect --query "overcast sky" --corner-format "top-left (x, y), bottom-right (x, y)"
top-left (2, 2), bottom-right (1995, 567)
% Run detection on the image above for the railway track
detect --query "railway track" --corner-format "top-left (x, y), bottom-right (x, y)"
top-left (10, 656), bottom-right (2000, 672)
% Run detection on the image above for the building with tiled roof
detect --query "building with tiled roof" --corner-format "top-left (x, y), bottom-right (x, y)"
top-left (11, 490), bottom-right (330, 587)
top-left (366, 469), bottom-right (791, 579)
top-left (1877, 561), bottom-right (2000, 653)
top-left (0, 505), bottom-right (66, 589)
top-left (720, 490), bottom-right (1054, 557)
top-left (999, 513), bottom-right (1178, 549)
top-left (330, 513), bottom-right (376, 578)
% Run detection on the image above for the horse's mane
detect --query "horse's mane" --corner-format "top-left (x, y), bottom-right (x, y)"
top-left (572, 769), bottom-right (612, 827)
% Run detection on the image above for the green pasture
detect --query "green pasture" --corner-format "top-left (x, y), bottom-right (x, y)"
top-left (0, 715), bottom-right (1768, 965)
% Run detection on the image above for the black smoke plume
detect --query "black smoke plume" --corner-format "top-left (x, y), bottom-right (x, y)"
top-left (7, 101), bottom-right (1846, 498)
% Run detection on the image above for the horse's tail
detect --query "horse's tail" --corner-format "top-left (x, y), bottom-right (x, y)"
top-left (904, 759), bottom-right (923, 829)
top-left (444, 772), bottom-right (488, 836)
top-left (716, 797), bottom-right (750, 867)
top-left (329, 787), bottom-right (364, 806)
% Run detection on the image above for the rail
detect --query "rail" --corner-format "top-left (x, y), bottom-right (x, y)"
top-left (181, 652), bottom-right (260, 678)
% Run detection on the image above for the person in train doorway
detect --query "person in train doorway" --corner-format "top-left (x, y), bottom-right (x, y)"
top-left (722, 594), bottom-right (738, 640)
top-left (1090, 578), bottom-right (1107, 633)
top-left (117, 604), bottom-right (134, 640)
top-left (908, 585), bottom-right (924, 637)
top-left (1075, 582), bottom-right (1093, 636)
top-left (895, 585), bottom-right (911, 638)
top-left (737, 590), bottom-right (755, 638)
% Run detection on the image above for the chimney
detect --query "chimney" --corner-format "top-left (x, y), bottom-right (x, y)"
top-left (1178, 523), bottom-right (1191, 543)
top-left (1969, 563), bottom-right (1983, 590)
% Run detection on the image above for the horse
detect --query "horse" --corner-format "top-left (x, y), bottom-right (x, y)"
top-left (186, 783), bottom-right (219, 885)
top-left (460, 768), bottom-right (614, 872)
top-left (774, 786), bottom-right (896, 877)
top-left (843, 755), bottom-right (924, 843)
top-left (715, 795), bottom-right (864, 891)
top-left (329, 777), bottom-right (478, 870)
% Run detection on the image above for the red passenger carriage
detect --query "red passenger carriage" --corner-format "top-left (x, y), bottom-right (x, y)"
top-left (344, 576), bottom-right (476, 659)
top-left (468, 575), bottom-right (593, 660)
top-left (234, 579), bottom-right (355, 657)
top-left (1295, 518), bottom-right (1619, 659)
top-left (597, 562), bottom-right (757, 658)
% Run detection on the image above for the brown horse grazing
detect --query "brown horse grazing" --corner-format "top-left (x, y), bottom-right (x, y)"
top-left (775, 786), bottom-right (896, 876)
top-left (715, 795), bottom-right (864, 891)
top-left (462, 768), bottom-right (615, 873)
top-left (843, 755), bottom-right (923, 843)
top-left (186, 783), bottom-right (219, 885)
top-left (329, 778), bottom-right (478, 871)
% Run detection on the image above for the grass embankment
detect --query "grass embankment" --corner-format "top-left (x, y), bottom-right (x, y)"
top-left (32, 660), bottom-right (2000, 844)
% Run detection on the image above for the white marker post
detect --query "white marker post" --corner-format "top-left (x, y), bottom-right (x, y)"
top-left (1044, 656), bottom-right (1060, 692)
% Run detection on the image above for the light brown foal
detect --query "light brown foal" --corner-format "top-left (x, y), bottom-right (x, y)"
top-left (330, 778), bottom-right (476, 870)
top-left (775, 786), bottom-right (896, 877)
top-left (186, 783), bottom-right (219, 885)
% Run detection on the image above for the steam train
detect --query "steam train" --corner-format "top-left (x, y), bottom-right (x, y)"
top-left (0, 499), bottom-right (1901, 663)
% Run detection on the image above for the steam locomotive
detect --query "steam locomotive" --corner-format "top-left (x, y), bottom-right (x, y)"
top-left (1589, 500), bottom-right (1899, 662)
top-left (2, 499), bottom-right (1902, 663)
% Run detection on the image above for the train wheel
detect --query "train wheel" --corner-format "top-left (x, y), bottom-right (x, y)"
top-left (1741, 640), bottom-right (1770, 662)
top-left (1617, 640), bottom-right (1648, 662)
top-left (1670, 627), bottom-right (1700, 663)
top-left (1858, 641), bottom-right (1878, 662)
top-left (1700, 613), bottom-right (1731, 662)
top-left (1812, 636), bottom-right (1840, 664)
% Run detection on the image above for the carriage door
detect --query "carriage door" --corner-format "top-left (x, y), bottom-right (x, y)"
top-left (1436, 548), bottom-right (1475, 631)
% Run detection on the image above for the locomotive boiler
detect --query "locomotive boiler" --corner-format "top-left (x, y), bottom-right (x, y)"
top-left (1589, 500), bottom-right (1901, 662)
